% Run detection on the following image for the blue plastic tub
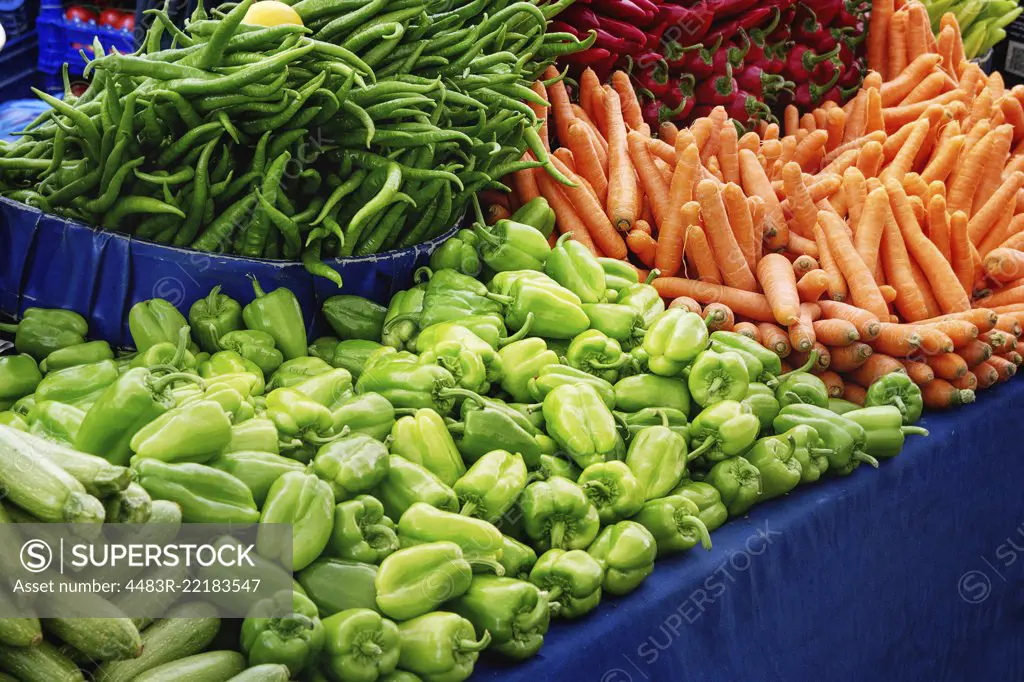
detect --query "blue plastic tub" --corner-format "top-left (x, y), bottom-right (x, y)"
top-left (0, 196), bottom-right (457, 347)
top-left (0, 0), bottom-right (35, 40)
top-left (36, 9), bottom-right (135, 75)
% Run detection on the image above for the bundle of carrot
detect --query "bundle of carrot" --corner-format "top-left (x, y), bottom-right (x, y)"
top-left (482, 0), bottom-right (1024, 411)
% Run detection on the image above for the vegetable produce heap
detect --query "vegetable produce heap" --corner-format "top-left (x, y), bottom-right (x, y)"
top-left (0, 0), bottom-right (590, 280)
top-left (0, 232), bottom-right (928, 679)
top-left (553, 0), bottom-right (869, 127)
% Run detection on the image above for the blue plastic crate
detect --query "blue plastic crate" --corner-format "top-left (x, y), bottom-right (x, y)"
top-left (0, 0), bottom-right (36, 40)
top-left (0, 31), bottom-right (37, 86)
top-left (36, 5), bottom-right (135, 75)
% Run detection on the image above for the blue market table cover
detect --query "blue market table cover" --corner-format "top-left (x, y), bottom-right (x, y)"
top-left (477, 379), bottom-right (1024, 682)
top-left (0, 195), bottom-right (456, 347)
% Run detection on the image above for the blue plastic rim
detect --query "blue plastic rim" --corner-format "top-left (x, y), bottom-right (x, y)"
top-left (0, 195), bottom-right (458, 347)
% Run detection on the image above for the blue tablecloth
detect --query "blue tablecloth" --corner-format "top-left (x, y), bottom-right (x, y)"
top-left (477, 379), bottom-right (1024, 682)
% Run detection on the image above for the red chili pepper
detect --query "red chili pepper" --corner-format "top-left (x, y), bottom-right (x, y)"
top-left (747, 9), bottom-right (783, 52)
top-left (630, 53), bottom-right (672, 99)
top-left (833, 0), bottom-right (864, 28)
top-left (591, 0), bottom-right (657, 26)
top-left (596, 17), bottom-right (649, 53)
top-left (694, 64), bottom-right (738, 106)
top-left (562, 48), bottom-right (618, 80)
top-left (792, 67), bottom-right (840, 110)
top-left (800, 0), bottom-right (842, 28)
top-left (839, 58), bottom-right (865, 88)
top-left (734, 63), bottom-right (794, 101)
top-left (703, 6), bottom-right (775, 48)
top-left (723, 92), bottom-right (773, 127)
top-left (595, 28), bottom-right (645, 54)
top-left (791, 3), bottom-right (828, 46)
top-left (782, 43), bottom-right (840, 83)
top-left (707, 0), bottom-right (761, 20)
top-left (656, 1), bottom-right (714, 48)
top-left (557, 6), bottom-right (601, 31)
top-left (671, 35), bottom-right (722, 79)
top-left (709, 32), bottom-right (751, 75)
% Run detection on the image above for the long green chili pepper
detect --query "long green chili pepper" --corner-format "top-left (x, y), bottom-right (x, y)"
top-left (302, 236), bottom-right (344, 286)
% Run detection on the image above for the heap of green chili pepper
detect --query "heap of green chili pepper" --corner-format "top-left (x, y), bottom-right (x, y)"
top-left (0, 0), bottom-right (592, 283)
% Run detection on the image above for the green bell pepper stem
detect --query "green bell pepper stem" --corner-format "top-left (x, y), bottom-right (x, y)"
top-left (767, 350), bottom-right (818, 386)
top-left (497, 312), bottom-right (534, 346)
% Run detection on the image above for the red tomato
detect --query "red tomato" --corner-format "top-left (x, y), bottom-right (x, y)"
top-left (98, 9), bottom-right (121, 26)
top-left (117, 12), bottom-right (135, 31)
top-left (64, 5), bottom-right (96, 22)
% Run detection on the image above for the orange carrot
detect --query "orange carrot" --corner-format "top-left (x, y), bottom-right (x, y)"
top-left (968, 171), bottom-right (1024, 245)
top-left (739, 149), bottom-right (787, 249)
top-left (627, 130), bottom-right (671, 229)
top-left (797, 269), bottom-right (831, 302)
top-left (487, 203), bottom-right (512, 225)
top-left (887, 9), bottom-right (909, 81)
top-left (612, 71), bottom-right (648, 134)
top-left (880, 201), bottom-right (930, 321)
top-left (683, 208), bottom-right (722, 284)
top-left (703, 302), bottom-right (736, 332)
top-left (784, 105), bottom-right (800, 137)
top-left (948, 126), bottom-right (1002, 215)
top-left (843, 167), bottom-right (868, 233)
top-left (536, 170), bottom-right (598, 254)
top-left (972, 126), bottom-right (1016, 214)
top-left (870, 322), bottom-right (923, 357)
top-left (603, 88), bottom-right (638, 233)
top-left (974, 361), bottom-right (999, 388)
top-left (922, 378), bottom-right (976, 408)
top-left (914, 324), bottom-right (955, 355)
top-left (757, 253), bottom-right (801, 325)
top-left (788, 231), bottom-right (821, 259)
top-left (856, 140), bottom-right (885, 178)
top-left (789, 302), bottom-right (818, 352)
top-left (793, 255), bottom-right (820, 277)
top-left (548, 155), bottom-right (626, 259)
top-left (936, 25), bottom-right (957, 77)
top-left (813, 318), bottom-right (860, 346)
top-left (818, 299), bottom-right (883, 340)
top-left (789, 343), bottom-right (831, 373)
top-left (925, 353), bottom-right (968, 381)
top-left (850, 353), bottom-right (907, 387)
top-left (825, 108), bottom-right (847, 152)
top-left (882, 91), bottom-right (967, 132)
top-left (829, 342), bottom-right (874, 371)
top-left (651, 278), bottom-right (776, 322)
top-left (528, 81), bottom-right (551, 152)
top-left (864, 88), bottom-right (885, 134)
top-left (996, 315), bottom-right (1023, 338)
top-left (880, 119), bottom-right (931, 184)
top-left (758, 323), bottom-right (792, 357)
top-left (813, 222), bottom-right (849, 302)
top-left (923, 308), bottom-right (998, 333)
top-left (978, 203), bottom-right (1019, 256)
top-left (951, 370), bottom-right (977, 390)
top-left (669, 296), bottom-right (702, 314)
top-left (580, 68), bottom-right (601, 123)
top-left (810, 110), bottom-right (826, 132)
top-left (845, 90), bottom-right (869, 142)
top-left (949, 210), bottom-right (975, 295)
top-left (793, 129), bottom-right (829, 172)
top-left (512, 157), bottom-right (542, 206)
top-left (908, 258), bottom-right (943, 319)
top-left (901, 72), bottom-right (951, 107)
top-left (695, 179), bottom-right (758, 291)
top-left (719, 122), bottom-right (740, 184)
top-left (982, 248), bottom-right (1024, 284)
top-left (724, 183), bottom-right (756, 273)
top-left (854, 186), bottom-right (890, 280)
top-left (820, 211), bottom-right (890, 318)
top-left (868, 0), bottom-right (895, 77)
top-left (566, 121), bottom-right (608, 204)
top-left (543, 66), bottom-right (574, 150)
top-left (627, 228), bottom-right (658, 268)
top-left (842, 382), bottom-right (867, 405)
top-left (955, 339), bottom-right (992, 367)
top-left (659, 121), bottom-right (679, 145)
top-left (733, 321), bottom-right (761, 343)
top-left (902, 359), bottom-right (935, 385)
top-left (879, 284), bottom-right (897, 303)
top-left (916, 319), bottom-right (978, 347)
top-left (783, 162), bottom-right (819, 238)
top-left (656, 144), bottom-right (701, 277)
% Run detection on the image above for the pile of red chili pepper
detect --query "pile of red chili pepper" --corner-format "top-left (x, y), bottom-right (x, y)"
top-left (553, 0), bottom-right (870, 128)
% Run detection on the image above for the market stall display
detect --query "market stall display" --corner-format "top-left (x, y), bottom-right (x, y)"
top-left (0, 0), bottom-right (1023, 678)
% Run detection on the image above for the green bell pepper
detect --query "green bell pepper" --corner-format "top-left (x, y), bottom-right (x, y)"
top-left (0, 411), bottom-right (28, 431)
top-left (844, 406), bottom-right (929, 459)
top-left (828, 398), bottom-right (861, 414)
top-left (450, 575), bottom-right (551, 660)
top-left (396, 611), bottom-right (490, 682)
top-left (313, 434), bottom-right (390, 500)
top-left (533, 453), bottom-right (583, 482)
top-left (688, 349), bottom-right (750, 406)
top-left (616, 272), bottom-right (665, 326)
top-left (781, 424), bottom-right (830, 484)
top-left (243, 278), bottom-right (308, 361)
top-left (40, 341), bottom-right (114, 374)
top-left (328, 340), bottom-right (383, 380)
top-left (496, 338), bottom-right (559, 402)
top-left (710, 330), bottom-right (782, 377)
top-left (642, 309), bottom-right (709, 376)
top-left (578, 460), bottom-right (644, 524)
top-left (520, 476), bottom-right (601, 551)
top-left (291, 368), bottom-right (355, 412)
top-left (528, 364), bottom-right (616, 409)
top-left (209, 450), bottom-right (305, 506)
top-left (529, 548), bottom-right (603, 619)
top-left (565, 329), bottom-right (630, 383)
top-left (453, 450), bottom-right (528, 522)
top-left (489, 277), bottom-right (590, 339)
top-left (0, 354), bottom-right (42, 404)
top-left (615, 407), bottom-right (690, 440)
top-left (670, 481), bottom-right (729, 532)
top-left (415, 324), bottom-right (503, 382)
top-left (26, 400), bottom-right (84, 445)
top-left (375, 541), bottom-right (501, 621)
top-left (499, 535), bottom-right (538, 580)
top-left (355, 361), bottom-right (460, 414)
top-left (864, 372), bottom-right (924, 424)
top-left (389, 408), bottom-right (465, 485)
top-left (587, 520), bottom-right (657, 596)
top-left (625, 422), bottom-right (690, 500)
top-left (34, 359), bottom-right (119, 409)
top-left (128, 298), bottom-right (192, 353)
top-left (545, 233), bottom-right (607, 303)
top-left (321, 608), bottom-right (400, 682)
top-left (745, 434), bottom-right (802, 500)
top-left (221, 417), bottom-right (283, 454)
top-left (742, 382), bottom-right (781, 433)
top-left (201, 351), bottom-right (266, 394)
top-left (447, 395), bottom-right (556, 467)
top-left (219, 330), bottom-right (284, 375)
top-left (434, 314), bottom-right (517, 348)
top-left (512, 196), bottom-right (556, 237)
top-left (634, 495), bottom-right (713, 557)
top-left (241, 590), bottom-right (325, 676)
top-left (130, 399), bottom-right (232, 463)
top-left (331, 393), bottom-right (395, 442)
top-left (474, 219), bottom-right (552, 272)
top-left (267, 357), bottom-right (333, 391)
top-left (419, 269), bottom-right (503, 329)
top-left (133, 459), bottom-right (260, 523)
top-left (707, 339), bottom-right (763, 384)
top-left (599, 257), bottom-right (640, 292)
top-left (488, 269), bottom-right (554, 297)
top-left (773, 404), bottom-right (879, 474)
top-left (130, 325), bottom-right (196, 371)
top-left (297, 559), bottom-right (379, 617)
top-left (189, 286), bottom-right (244, 354)
top-left (397, 502), bottom-right (504, 565)
top-left (258, 469), bottom-right (335, 571)
top-left (770, 352), bottom-right (828, 409)
top-left (374, 455), bottom-right (459, 520)
top-left (613, 374), bottom-right (690, 414)
top-left (323, 295), bottom-right (388, 342)
top-left (429, 229), bottom-right (483, 276)
top-left (583, 303), bottom-right (647, 344)
top-left (688, 400), bottom-right (761, 462)
top-left (419, 341), bottom-right (489, 393)
top-left (0, 308), bottom-right (88, 360)
top-left (329, 495), bottom-right (399, 564)
top-left (705, 456), bottom-right (762, 516)
top-left (381, 284), bottom-right (426, 350)
top-left (543, 383), bottom-right (624, 469)
top-left (264, 387), bottom-right (335, 444)
top-left (75, 368), bottom-right (198, 466)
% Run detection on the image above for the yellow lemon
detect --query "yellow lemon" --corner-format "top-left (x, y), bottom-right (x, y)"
top-left (243, 0), bottom-right (304, 27)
